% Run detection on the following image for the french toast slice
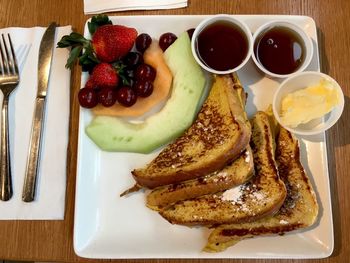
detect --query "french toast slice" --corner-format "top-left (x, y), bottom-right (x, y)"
top-left (159, 112), bottom-right (287, 226)
top-left (132, 74), bottom-right (251, 189)
top-left (204, 126), bottom-right (319, 252)
top-left (146, 146), bottom-right (254, 210)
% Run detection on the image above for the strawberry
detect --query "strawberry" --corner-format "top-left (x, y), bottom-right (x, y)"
top-left (91, 63), bottom-right (119, 88)
top-left (57, 15), bottom-right (138, 71)
top-left (92, 25), bottom-right (138, 63)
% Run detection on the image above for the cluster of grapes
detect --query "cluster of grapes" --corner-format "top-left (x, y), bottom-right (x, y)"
top-left (119, 49), bottom-right (156, 107)
top-left (98, 33), bottom-right (156, 108)
top-left (78, 32), bottom-right (178, 108)
top-left (116, 32), bottom-right (178, 107)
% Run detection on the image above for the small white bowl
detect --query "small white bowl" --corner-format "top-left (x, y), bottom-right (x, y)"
top-left (191, 14), bottom-right (253, 75)
top-left (252, 20), bottom-right (314, 79)
top-left (273, 71), bottom-right (345, 136)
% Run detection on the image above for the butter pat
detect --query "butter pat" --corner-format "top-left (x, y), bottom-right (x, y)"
top-left (280, 79), bottom-right (340, 128)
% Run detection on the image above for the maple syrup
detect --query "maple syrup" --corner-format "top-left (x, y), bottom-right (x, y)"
top-left (195, 21), bottom-right (249, 71)
top-left (254, 26), bottom-right (305, 75)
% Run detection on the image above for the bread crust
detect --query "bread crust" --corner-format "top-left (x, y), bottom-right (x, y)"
top-left (147, 146), bottom-right (254, 210)
top-left (205, 126), bottom-right (319, 252)
top-left (159, 112), bottom-right (287, 226)
top-left (132, 74), bottom-right (251, 188)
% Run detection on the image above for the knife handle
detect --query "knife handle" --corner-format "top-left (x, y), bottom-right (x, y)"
top-left (0, 97), bottom-right (13, 201)
top-left (22, 97), bottom-right (46, 202)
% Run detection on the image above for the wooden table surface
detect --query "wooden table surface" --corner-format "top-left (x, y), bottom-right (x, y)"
top-left (0, 0), bottom-right (349, 262)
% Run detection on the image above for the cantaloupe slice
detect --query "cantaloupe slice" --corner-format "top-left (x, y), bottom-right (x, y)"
top-left (91, 41), bottom-right (173, 117)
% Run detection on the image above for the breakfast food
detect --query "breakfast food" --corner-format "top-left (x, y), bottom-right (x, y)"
top-left (132, 74), bottom-right (251, 188)
top-left (58, 15), bottom-right (177, 112)
top-left (159, 32), bottom-right (178, 51)
top-left (57, 16), bottom-right (137, 69)
top-left (91, 41), bottom-right (173, 117)
top-left (85, 31), bottom-right (206, 153)
top-left (147, 146), bottom-right (254, 210)
top-left (146, 77), bottom-right (253, 209)
top-left (280, 79), bottom-right (340, 127)
top-left (90, 62), bottom-right (119, 88)
top-left (205, 125), bottom-right (319, 252)
top-left (62, 15), bottom-right (326, 254)
top-left (135, 33), bottom-right (152, 53)
top-left (159, 112), bottom-right (286, 226)
top-left (91, 24), bottom-right (138, 62)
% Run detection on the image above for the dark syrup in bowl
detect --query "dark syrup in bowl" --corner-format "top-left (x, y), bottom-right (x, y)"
top-left (195, 21), bottom-right (249, 71)
top-left (254, 26), bottom-right (306, 75)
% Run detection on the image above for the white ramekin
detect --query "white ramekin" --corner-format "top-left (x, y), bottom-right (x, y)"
top-left (273, 71), bottom-right (344, 135)
top-left (252, 20), bottom-right (314, 79)
top-left (191, 14), bottom-right (253, 75)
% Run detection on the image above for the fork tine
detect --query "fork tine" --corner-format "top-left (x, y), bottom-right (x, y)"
top-left (1, 34), bottom-right (12, 75)
top-left (0, 34), bottom-right (5, 75)
top-left (7, 34), bottom-right (19, 76)
top-left (0, 34), bottom-right (10, 75)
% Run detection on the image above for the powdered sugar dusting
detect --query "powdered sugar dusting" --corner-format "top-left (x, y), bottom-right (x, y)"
top-left (220, 183), bottom-right (269, 213)
top-left (252, 191), bottom-right (265, 201)
top-left (245, 150), bottom-right (250, 163)
top-left (222, 186), bottom-right (242, 203)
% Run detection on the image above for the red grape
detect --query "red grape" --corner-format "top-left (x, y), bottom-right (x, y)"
top-left (123, 52), bottom-right (144, 69)
top-left (78, 88), bottom-right (98, 108)
top-left (187, 28), bottom-right (195, 40)
top-left (116, 87), bottom-right (137, 107)
top-left (125, 68), bottom-right (135, 79)
top-left (98, 87), bottom-right (117, 107)
top-left (134, 80), bottom-right (153, 97)
top-left (159, 32), bottom-right (177, 51)
top-left (135, 64), bottom-right (156, 81)
top-left (135, 33), bottom-right (152, 53)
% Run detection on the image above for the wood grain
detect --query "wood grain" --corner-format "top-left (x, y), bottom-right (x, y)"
top-left (0, 0), bottom-right (349, 262)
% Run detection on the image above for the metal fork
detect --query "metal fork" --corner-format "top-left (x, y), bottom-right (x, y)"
top-left (0, 34), bottom-right (19, 201)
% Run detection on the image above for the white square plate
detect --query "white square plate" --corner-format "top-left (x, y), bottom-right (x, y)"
top-left (74, 15), bottom-right (333, 259)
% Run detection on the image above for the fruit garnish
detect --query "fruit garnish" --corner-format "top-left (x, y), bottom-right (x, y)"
top-left (58, 15), bottom-right (182, 112)
top-left (122, 52), bottom-right (144, 69)
top-left (116, 87), bottom-right (137, 107)
top-left (134, 80), bottom-right (153, 97)
top-left (87, 14), bottom-right (112, 35)
top-left (187, 28), bottom-right (195, 40)
top-left (84, 78), bottom-right (96, 89)
top-left (78, 88), bottom-right (98, 108)
top-left (92, 25), bottom-right (138, 63)
top-left (135, 33), bottom-right (152, 53)
top-left (91, 63), bottom-right (119, 89)
top-left (98, 87), bottom-right (117, 107)
top-left (91, 41), bottom-right (172, 117)
top-left (125, 68), bottom-right (135, 79)
top-left (86, 32), bottom-right (206, 153)
top-left (57, 32), bottom-right (98, 71)
top-left (57, 15), bottom-right (138, 71)
top-left (135, 64), bottom-right (156, 81)
top-left (159, 32), bottom-right (177, 51)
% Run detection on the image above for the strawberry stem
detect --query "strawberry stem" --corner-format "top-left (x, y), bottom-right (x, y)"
top-left (88, 15), bottom-right (112, 35)
top-left (57, 32), bottom-right (99, 70)
top-left (113, 61), bottom-right (131, 86)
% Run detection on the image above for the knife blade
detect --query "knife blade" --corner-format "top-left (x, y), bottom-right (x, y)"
top-left (22, 22), bottom-right (57, 202)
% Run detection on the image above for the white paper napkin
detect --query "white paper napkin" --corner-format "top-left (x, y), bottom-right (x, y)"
top-left (84, 0), bottom-right (188, 14)
top-left (0, 26), bottom-right (71, 219)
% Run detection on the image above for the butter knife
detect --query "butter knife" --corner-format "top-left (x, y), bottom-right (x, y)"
top-left (22, 22), bottom-right (57, 202)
